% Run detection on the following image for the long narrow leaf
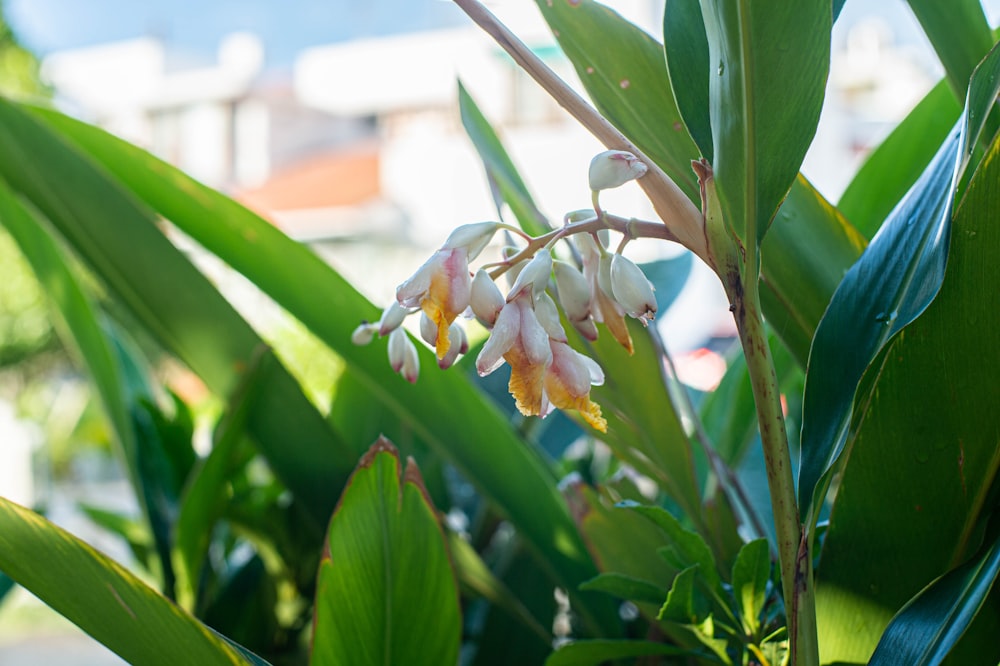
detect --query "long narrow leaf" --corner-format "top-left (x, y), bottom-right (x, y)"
top-left (0, 497), bottom-right (246, 666)
top-left (0, 99), bottom-right (354, 524)
top-left (906, 0), bottom-right (994, 99)
top-left (798, 42), bottom-right (1000, 522)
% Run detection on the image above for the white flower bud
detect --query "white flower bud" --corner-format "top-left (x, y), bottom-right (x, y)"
top-left (470, 269), bottom-right (505, 326)
top-left (588, 150), bottom-right (648, 191)
top-left (438, 323), bottom-right (468, 369)
top-left (378, 301), bottom-right (410, 337)
top-left (388, 328), bottom-right (420, 383)
top-left (610, 253), bottom-right (657, 325)
top-left (571, 317), bottom-right (600, 341)
top-left (442, 221), bottom-right (499, 261)
top-left (534, 291), bottom-right (567, 342)
top-left (351, 322), bottom-right (378, 345)
top-left (507, 251), bottom-right (552, 301)
top-left (553, 261), bottom-right (592, 322)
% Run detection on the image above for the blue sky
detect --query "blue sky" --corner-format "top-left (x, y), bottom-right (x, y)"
top-left (7, 0), bottom-right (1000, 70)
top-left (7, 0), bottom-right (467, 67)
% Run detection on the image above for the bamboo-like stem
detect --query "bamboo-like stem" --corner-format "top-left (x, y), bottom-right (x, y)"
top-left (451, 0), bottom-right (708, 263)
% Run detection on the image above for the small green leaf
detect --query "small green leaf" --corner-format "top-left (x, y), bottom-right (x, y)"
top-left (545, 639), bottom-right (698, 666)
top-left (798, 42), bottom-right (1000, 523)
top-left (0, 497), bottom-right (246, 665)
top-left (580, 572), bottom-right (667, 605)
top-left (700, 0), bottom-right (832, 243)
top-left (459, 81), bottom-right (551, 236)
top-left (310, 438), bottom-right (460, 666)
top-left (731, 538), bottom-right (770, 636)
top-left (623, 502), bottom-right (721, 593)
top-left (658, 565), bottom-right (700, 624)
top-left (869, 524), bottom-right (1000, 666)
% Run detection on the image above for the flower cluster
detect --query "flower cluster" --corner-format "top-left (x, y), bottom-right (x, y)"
top-left (353, 150), bottom-right (659, 434)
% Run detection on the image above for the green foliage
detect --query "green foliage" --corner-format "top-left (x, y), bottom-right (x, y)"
top-left (1, 1), bottom-right (999, 664)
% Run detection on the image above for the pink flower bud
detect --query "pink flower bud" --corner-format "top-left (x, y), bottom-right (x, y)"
top-left (610, 253), bottom-right (657, 325)
top-left (378, 301), bottom-right (410, 337)
top-left (553, 261), bottom-right (591, 323)
top-left (442, 221), bottom-right (499, 261)
top-left (351, 322), bottom-right (378, 345)
top-left (388, 328), bottom-right (420, 383)
top-left (419, 311), bottom-right (438, 346)
top-left (588, 150), bottom-right (648, 191)
top-left (507, 251), bottom-right (552, 301)
top-left (438, 323), bottom-right (468, 369)
top-left (534, 292), bottom-right (567, 343)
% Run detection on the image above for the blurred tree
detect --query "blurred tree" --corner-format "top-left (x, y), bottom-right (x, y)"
top-left (0, 0), bottom-right (46, 98)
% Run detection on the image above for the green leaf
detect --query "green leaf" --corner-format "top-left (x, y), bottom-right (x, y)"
top-left (0, 99), bottom-right (353, 524)
top-left (458, 81), bottom-right (551, 236)
top-left (624, 502), bottom-right (722, 594)
top-left (798, 42), bottom-right (1000, 523)
top-left (580, 572), bottom-right (667, 605)
top-left (700, 0), bottom-right (831, 243)
top-left (0, 496), bottom-right (246, 665)
top-left (815, 127), bottom-right (1000, 666)
top-left (534, 0), bottom-right (701, 201)
top-left (906, 0), bottom-right (995, 99)
top-left (731, 538), bottom-right (770, 636)
top-left (658, 565), bottom-right (701, 624)
top-left (202, 554), bottom-right (279, 656)
top-left (310, 438), bottom-right (460, 666)
top-left (545, 639), bottom-right (697, 666)
top-left (869, 525), bottom-right (1000, 666)
top-left (838, 80), bottom-right (962, 240)
top-left (32, 105), bottom-right (618, 634)
top-left (663, 0), bottom-right (713, 162)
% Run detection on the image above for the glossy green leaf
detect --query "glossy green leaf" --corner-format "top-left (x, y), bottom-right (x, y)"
top-left (0, 497), bottom-right (246, 665)
top-left (700, 0), bottom-right (831, 243)
top-left (906, 0), bottom-right (994, 99)
top-left (310, 439), bottom-right (460, 666)
top-left (545, 639), bottom-right (697, 666)
top-left (0, 99), bottom-right (352, 524)
top-left (663, 0), bottom-right (712, 162)
top-left (798, 42), bottom-right (1000, 522)
top-left (658, 565), bottom-right (701, 624)
top-left (580, 572), bottom-right (666, 605)
top-left (534, 0), bottom-right (701, 201)
top-left (458, 81), bottom-right (550, 236)
top-left (839, 80), bottom-right (962, 240)
top-left (815, 130), bottom-right (1000, 665)
top-left (869, 525), bottom-right (1000, 666)
top-left (731, 538), bottom-right (770, 636)
top-left (30, 105), bottom-right (618, 634)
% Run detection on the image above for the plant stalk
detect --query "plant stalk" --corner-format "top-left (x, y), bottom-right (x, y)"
top-left (729, 269), bottom-right (818, 666)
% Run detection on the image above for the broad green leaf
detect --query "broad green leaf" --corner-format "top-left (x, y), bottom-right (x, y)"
top-left (869, 525), bottom-right (1000, 666)
top-left (310, 439), bottom-right (460, 666)
top-left (658, 565), bottom-right (701, 624)
top-left (624, 502), bottom-right (722, 594)
top-left (839, 80), bottom-right (962, 240)
top-left (546, 639), bottom-right (697, 666)
top-left (0, 99), bottom-right (353, 524)
top-left (33, 106), bottom-right (618, 635)
top-left (815, 130), bottom-right (1000, 665)
top-left (798, 42), bottom-right (1000, 522)
top-left (731, 538), bottom-right (770, 637)
top-left (458, 81), bottom-right (551, 236)
top-left (534, 0), bottom-right (701, 201)
top-left (0, 496), bottom-right (246, 665)
top-left (699, 0), bottom-right (831, 243)
top-left (78, 504), bottom-right (154, 571)
top-left (580, 572), bottom-right (667, 605)
top-left (663, 0), bottom-right (713, 162)
top-left (906, 0), bottom-right (994, 99)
